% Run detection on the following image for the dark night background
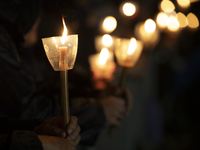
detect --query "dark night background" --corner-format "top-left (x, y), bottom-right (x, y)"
top-left (36, 0), bottom-right (200, 149)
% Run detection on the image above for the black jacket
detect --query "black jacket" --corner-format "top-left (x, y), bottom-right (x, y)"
top-left (0, 0), bottom-right (105, 146)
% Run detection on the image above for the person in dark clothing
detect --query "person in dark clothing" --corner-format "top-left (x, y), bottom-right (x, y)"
top-left (0, 112), bottom-right (81, 150)
top-left (0, 0), bottom-right (131, 147)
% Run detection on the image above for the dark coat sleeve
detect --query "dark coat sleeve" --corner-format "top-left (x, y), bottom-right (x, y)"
top-left (2, 131), bottom-right (43, 150)
top-left (0, 112), bottom-right (44, 134)
top-left (0, 25), bottom-right (60, 120)
top-left (0, 113), bottom-right (44, 150)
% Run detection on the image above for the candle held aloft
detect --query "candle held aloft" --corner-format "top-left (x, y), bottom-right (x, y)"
top-left (89, 48), bottom-right (114, 79)
top-left (115, 37), bottom-right (143, 67)
top-left (42, 17), bottom-right (78, 127)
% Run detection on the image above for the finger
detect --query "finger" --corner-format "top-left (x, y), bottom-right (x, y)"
top-left (35, 123), bottom-right (66, 138)
top-left (66, 116), bottom-right (78, 135)
top-left (67, 125), bottom-right (81, 141)
top-left (45, 124), bottom-right (66, 138)
top-left (73, 135), bottom-right (81, 146)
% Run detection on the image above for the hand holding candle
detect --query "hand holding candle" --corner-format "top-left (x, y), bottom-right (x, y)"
top-left (42, 17), bottom-right (78, 127)
top-left (108, 37), bottom-right (143, 136)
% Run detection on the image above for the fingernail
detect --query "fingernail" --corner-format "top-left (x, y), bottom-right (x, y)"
top-left (68, 128), bottom-right (73, 134)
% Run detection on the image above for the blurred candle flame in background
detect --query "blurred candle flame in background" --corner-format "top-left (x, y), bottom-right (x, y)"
top-left (177, 0), bottom-right (190, 8)
top-left (167, 16), bottom-right (180, 31)
top-left (144, 19), bottom-right (156, 33)
top-left (189, 0), bottom-right (199, 3)
top-left (102, 34), bottom-right (113, 47)
top-left (156, 12), bottom-right (169, 28)
top-left (122, 2), bottom-right (136, 16)
top-left (102, 16), bottom-right (117, 33)
top-left (160, 0), bottom-right (175, 13)
top-left (187, 12), bottom-right (199, 28)
top-left (177, 12), bottom-right (188, 28)
top-left (134, 18), bottom-right (160, 49)
top-left (99, 48), bottom-right (109, 65)
top-left (127, 38), bottom-right (137, 55)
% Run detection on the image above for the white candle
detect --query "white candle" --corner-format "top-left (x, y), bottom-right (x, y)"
top-left (59, 46), bottom-right (68, 70)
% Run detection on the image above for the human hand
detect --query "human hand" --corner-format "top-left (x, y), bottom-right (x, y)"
top-left (100, 96), bottom-right (126, 126)
top-left (115, 87), bottom-right (132, 116)
top-left (34, 116), bottom-right (81, 145)
top-left (38, 135), bottom-right (76, 150)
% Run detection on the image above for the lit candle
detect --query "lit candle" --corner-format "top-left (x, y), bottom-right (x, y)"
top-left (59, 17), bottom-right (68, 70)
top-left (115, 37), bottom-right (143, 68)
top-left (114, 37), bottom-right (143, 87)
top-left (134, 19), bottom-right (160, 49)
top-left (89, 48), bottom-right (115, 89)
top-left (59, 17), bottom-right (70, 126)
top-left (42, 17), bottom-right (78, 127)
top-left (89, 48), bottom-right (114, 78)
top-left (123, 38), bottom-right (137, 64)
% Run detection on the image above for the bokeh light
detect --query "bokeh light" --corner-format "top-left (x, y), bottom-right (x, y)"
top-left (122, 2), bottom-right (136, 16)
top-left (156, 12), bottom-right (169, 28)
top-left (134, 22), bottom-right (160, 49)
top-left (187, 13), bottom-right (199, 28)
top-left (177, 0), bottom-right (190, 8)
top-left (190, 0), bottom-right (199, 3)
top-left (177, 12), bottom-right (188, 28)
top-left (102, 34), bottom-right (113, 47)
top-left (127, 38), bottom-right (137, 55)
top-left (160, 0), bottom-right (175, 13)
top-left (99, 48), bottom-right (109, 65)
top-left (144, 19), bottom-right (156, 33)
top-left (102, 16), bottom-right (117, 33)
top-left (167, 16), bottom-right (180, 31)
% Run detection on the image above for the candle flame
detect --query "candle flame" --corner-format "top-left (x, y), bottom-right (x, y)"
top-left (160, 0), bottom-right (175, 13)
top-left (127, 38), bottom-right (137, 55)
top-left (61, 17), bottom-right (68, 45)
top-left (123, 2), bottom-right (136, 16)
top-left (144, 19), bottom-right (156, 33)
top-left (102, 16), bottom-right (117, 33)
top-left (99, 48), bottom-right (109, 65)
top-left (156, 12), bottom-right (169, 28)
top-left (187, 12), bottom-right (199, 28)
top-left (102, 34), bottom-right (113, 47)
top-left (167, 16), bottom-right (180, 31)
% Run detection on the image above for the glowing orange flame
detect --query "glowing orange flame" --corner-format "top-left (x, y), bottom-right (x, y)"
top-left (61, 17), bottom-right (68, 45)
